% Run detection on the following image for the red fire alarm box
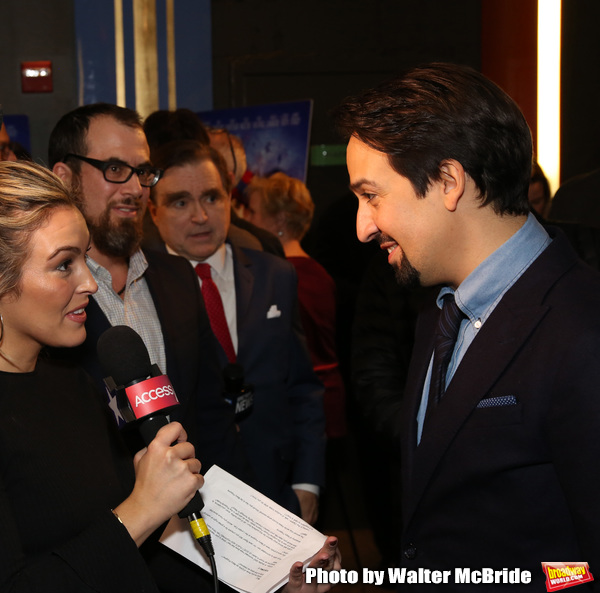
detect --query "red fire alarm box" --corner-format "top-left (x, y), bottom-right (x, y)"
top-left (21, 61), bottom-right (53, 93)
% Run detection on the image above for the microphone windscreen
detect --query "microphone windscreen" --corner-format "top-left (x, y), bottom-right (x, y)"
top-left (97, 325), bottom-right (153, 386)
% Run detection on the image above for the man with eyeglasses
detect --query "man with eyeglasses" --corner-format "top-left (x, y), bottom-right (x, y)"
top-left (48, 103), bottom-right (251, 590)
top-left (47, 106), bottom-right (249, 589)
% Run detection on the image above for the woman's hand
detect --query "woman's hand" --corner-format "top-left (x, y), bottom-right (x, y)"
top-left (285, 536), bottom-right (341, 593)
top-left (112, 422), bottom-right (203, 546)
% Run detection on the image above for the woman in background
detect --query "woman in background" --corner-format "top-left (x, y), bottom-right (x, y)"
top-left (245, 173), bottom-right (346, 439)
top-left (0, 161), bottom-right (339, 593)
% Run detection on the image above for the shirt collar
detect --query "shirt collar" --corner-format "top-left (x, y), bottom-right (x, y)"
top-left (166, 242), bottom-right (230, 280)
top-left (87, 249), bottom-right (148, 285)
top-left (127, 249), bottom-right (149, 282)
top-left (438, 213), bottom-right (551, 323)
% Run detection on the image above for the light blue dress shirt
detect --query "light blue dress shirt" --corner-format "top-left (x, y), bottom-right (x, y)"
top-left (416, 214), bottom-right (552, 443)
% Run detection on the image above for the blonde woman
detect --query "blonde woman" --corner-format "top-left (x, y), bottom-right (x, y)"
top-left (0, 161), bottom-right (339, 593)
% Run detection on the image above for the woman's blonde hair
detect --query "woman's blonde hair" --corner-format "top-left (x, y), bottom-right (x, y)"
top-left (247, 172), bottom-right (314, 240)
top-left (0, 161), bottom-right (77, 299)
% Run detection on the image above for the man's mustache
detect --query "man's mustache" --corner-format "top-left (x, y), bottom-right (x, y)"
top-left (376, 233), bottom-right (394, 246)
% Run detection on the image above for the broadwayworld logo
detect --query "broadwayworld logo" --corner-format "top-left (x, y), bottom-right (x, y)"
top-left (542, 562), bottom-right (593, 591)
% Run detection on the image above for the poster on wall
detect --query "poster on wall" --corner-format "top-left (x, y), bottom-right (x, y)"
top-left (198, 100), bottom-right (313, 183)
top-left (3, 115), bottom-right (31, 155)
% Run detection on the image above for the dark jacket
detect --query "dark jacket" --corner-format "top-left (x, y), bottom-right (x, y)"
top-left (398, 230), bottom-right (600, 589)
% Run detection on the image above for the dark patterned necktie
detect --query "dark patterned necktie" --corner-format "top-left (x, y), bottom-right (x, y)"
top-left (428, 294), bottom-right (465, 408)
top-left (195, 263), bottom-right (236, 363)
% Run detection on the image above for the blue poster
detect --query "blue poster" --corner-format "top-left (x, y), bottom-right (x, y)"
top-left (3, 115), bottom-right (31, 153)
top-left (198, 100), bottom-right (313, 182)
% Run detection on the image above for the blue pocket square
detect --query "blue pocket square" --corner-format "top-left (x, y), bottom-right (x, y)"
top-left (476, 395), bottom-right (517, 409)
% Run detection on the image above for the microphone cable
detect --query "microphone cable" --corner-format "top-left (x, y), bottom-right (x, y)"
top-left (189, 511), bottom-right (218, 593)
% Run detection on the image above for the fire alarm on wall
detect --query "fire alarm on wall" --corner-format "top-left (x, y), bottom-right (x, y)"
top-left (21, 61), bottom-right (53, 93)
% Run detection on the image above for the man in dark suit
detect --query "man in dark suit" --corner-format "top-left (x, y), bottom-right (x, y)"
top-left (48, 104), bottom-right (246, 481)
top-left (147, 140), bottom-right (325, 524)
top-left (335, 63), bottom-right (600, 589)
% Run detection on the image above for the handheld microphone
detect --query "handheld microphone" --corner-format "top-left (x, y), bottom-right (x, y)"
top-left (97, 325), bottom-right (214, 554)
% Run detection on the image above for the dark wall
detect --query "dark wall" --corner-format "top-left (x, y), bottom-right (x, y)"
top-left (1, 1), bottom-right (597, 187)
top-left (212, 0), bottom-right (482, 142)
top-left (211, 0), bottom-right (482, 256)
top-left (561, 0), bottom-right (600, 184)
top-left (1, 0), bottom-right (78, 162)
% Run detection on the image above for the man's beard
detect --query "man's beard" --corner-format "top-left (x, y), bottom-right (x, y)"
top-left (86, 201), bottom-right (143, 259)
top-left (70, 175), bottom-right (143, 258)
top-left (377, 233), bottom-right (421, 288)
top-left (392, 256), bottom-right (420, 288)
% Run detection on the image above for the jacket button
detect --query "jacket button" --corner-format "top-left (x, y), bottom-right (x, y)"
top-left (404, 544), bottom-right (417, 560)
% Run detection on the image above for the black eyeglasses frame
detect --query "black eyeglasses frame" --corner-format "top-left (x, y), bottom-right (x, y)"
top-left (64, 153), bottom-right (162, 188)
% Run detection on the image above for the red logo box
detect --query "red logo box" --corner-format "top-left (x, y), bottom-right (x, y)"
top-left (125, 375), bottom-right (179, 419)
top-left (542, 562), bottom-right (593, 591)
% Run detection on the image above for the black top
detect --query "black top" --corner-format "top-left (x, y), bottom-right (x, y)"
top-left (0, 358), bottom-right (159, 592)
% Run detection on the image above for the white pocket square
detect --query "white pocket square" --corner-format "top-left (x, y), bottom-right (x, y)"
top-left (266, 304), bottom-right (282, 319)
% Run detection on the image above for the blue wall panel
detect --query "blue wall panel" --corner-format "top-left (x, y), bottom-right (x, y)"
top-left (123, 0), bottom-right (136, 109)
top-left (156, 0), bottom-right (169, 109)
top-left (74, 0), bottom-right (117, 104)
top-left (174, 0), bottom-right (212, 111)
top-left (74, 0), bottom-right (212, 111)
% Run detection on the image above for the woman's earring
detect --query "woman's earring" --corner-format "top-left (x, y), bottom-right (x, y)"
top-left (277, 230), bottom-right (283, 237)
top-left (0, 314), bottom-right (5, 343)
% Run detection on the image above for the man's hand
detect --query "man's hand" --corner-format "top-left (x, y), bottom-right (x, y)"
top-left (285, 536), bottom-right (341, 593)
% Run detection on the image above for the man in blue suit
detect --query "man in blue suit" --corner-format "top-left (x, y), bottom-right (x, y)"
top-left (335, 63), bottom-right (600, 589)
top-left (148, 140), bottom-right (325, 524)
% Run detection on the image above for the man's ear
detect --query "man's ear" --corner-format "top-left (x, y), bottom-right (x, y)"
top-left (438, 159), bottom-right (466, 212)
top-left (52, 162), bottom-right (74, 187)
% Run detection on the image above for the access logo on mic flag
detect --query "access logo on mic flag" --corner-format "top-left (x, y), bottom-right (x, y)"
top-left (125, 375), bottom-right (179, 419)
top-left (542, 562), bottom-right (593, 591)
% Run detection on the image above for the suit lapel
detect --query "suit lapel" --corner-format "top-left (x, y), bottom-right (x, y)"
top-left (402, 228), bottom-right (579, 524)
top-left (143, 250), bottom-right (181, 379)
top-left (232, 245), bottom-right (254, 349)
top-left (143, 253), bottom-right (167, 337)
top-left (404, 299), bottom-right (550, 520)
top-left (401, 298), bottom-right (437, 485)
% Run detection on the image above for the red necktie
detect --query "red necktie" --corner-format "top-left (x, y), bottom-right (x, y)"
top-left (195, 263), bottom-right (236, 362)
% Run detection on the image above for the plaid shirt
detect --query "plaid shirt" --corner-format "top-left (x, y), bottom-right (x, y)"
top-left (87, 249), bottom-right (167, 373)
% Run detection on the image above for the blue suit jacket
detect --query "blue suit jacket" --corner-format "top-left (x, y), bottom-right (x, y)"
top-left (398, 229), bottom-right (600, 588)
top-left (218, 245), bottom-right (326, 512)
